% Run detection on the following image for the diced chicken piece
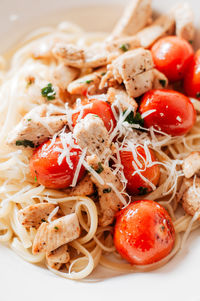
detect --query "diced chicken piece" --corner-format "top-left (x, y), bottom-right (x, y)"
top-left (7, 104), bottom-right (68, 148)
top-left (53, 43), bottom-right (116, 69)
top-left (46, 244), bottom-right (70, 270)
top-left (172, 3), bottom-right (195, 42)
top-left (68, 67), bottom-right (106, 95)
top-left (18, 203), bottom-right (57, 229)
top-left (152, 69), bottom-right (168, 89)
top-left (87, 155), bottom-right (125, 226)
top-left (182, 152), bottom-right (200, 179)
top-left (53, 64), bottom-right (79, 90)
top-left (73, 114), bottom-right (111, 159)
top-left (182, 177), bottom-right (200, 217)
top-left (109, 48), bottom-right (154, 83)
top-left (111, 0), bottom-right (152, 38)
top-left (136, 14), bottom-right (175, 48)
top-left (65, 174), bottom-right (94, 197)
top-left (102, 48), bottom-right (154, 98)
top-left (107, 87), bottom-right (138, 112)
top-left (33, 213), bottom-right (80, 254)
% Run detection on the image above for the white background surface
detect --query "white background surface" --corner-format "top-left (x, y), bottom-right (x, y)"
top-left (1, 0), bottom-right (200, 300)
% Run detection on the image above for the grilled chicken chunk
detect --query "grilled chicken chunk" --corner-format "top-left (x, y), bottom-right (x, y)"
top-left (53, 43), bottom-right (116, 69)
top-left (18, 203), bottom-right (57, 229)
top-left (33, 213), bottom-right (80, 254)
top-left (111, 0), bottom-right (152, 38)
top-left (87, 155), bottom-right (125, 226)
top-left (73, 114), bottom-right (111, 159)
top-left (104, 48), bottom-right (154, 98)
top-left (7, 104), bottom-right (68, 148)
top-left (68, 67), bottom-right (106, 95)
top-left (182, 152), bottom-right (200, 178)
top-left (182, 177), bottom-right (200, 217)
top-left (173, 2), bottom-right (195, 42)
top-left (46, 244), bottom-right (70, 270)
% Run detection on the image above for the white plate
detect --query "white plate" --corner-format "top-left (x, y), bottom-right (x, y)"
top-left (1, 1), bottom-right (200, 301)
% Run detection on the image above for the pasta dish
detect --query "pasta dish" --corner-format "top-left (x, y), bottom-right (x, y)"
top-left (0, 0), bottom-right (200, 280)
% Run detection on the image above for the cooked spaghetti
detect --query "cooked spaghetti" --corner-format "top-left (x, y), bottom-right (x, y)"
top-left (0, 0), bottom-right (200, 280)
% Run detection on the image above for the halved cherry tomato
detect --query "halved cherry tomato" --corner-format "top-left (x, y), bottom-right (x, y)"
top-left (139, 89), bottom-right (196, 136)
top-left (72, 99), bottom-right (116, 132)
top-left (151, 36), bottom-right (194, 82)
top-left (184, 49), bottom-right (200, 99)
top-left (120, 146), bottom-right (160, 195)
top-left (114, 200), bottom-right (175, 265)
top-left (30, 136), bottom-right (85, 189)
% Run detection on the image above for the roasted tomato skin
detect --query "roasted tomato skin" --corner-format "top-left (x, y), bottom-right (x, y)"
top-left (72, 99), bottom-right (116, 132)
top-left (120, 146), bottom-right (160, 195)
top-left (151, 36), bottom-right (194, 82)
top-left (184, 49), bottom-right (200, 99)
top-left (114, 200), bottom-right (175, 265)
top-left (30, 137), bottom-right (85, 189)
top-left (139, 89), bottom-right (196, 136)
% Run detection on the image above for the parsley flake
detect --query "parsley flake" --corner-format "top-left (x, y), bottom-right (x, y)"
top-left (159, 79), bottom-right (166, 87)
top-left (41, 219), bottom-right (46, 223)
top-left (101, 72), bottom-right (106, 76)
top-left (124, 111), bottom-right (144, 127)
top-left (54, 226), bottom-right (59, 230)
top-left (119, 43), bottom-right (130, 52)
top-left (103, 188), bottom-right (112, 193)
top-left (16, 139), bottom-right (35, 148)
top-left (34, 176), bottom-right (37, 182)
top-left (188, 40), bottom-right (193, 44)
top-left (138, 186), bottom-right (148, 195)
top-left (41, 83), bottom-right (56, 100)
top-left (85, 80), bottom-right (93, 84)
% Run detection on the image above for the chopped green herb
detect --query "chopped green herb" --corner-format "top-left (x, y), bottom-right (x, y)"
top-left (188, 40), bottom-right (193, 44)
top-left (34, 176), bottom-right (37, 182)
top-left (160, 225), bottom-right (165, 232)
top-left (27, 118), bottom-right (32, 122)
top-left (138, 186), bottom-right (148, 195)
top-left (159, 79), bottom-right (166, 87)
top-left (54, 226), bottom-right (58, 230)
top-left (101, 72), bottom-right (106, 76)
top-left (41, 219), bottom-right (46, 223)
top-left (85, 80), bottom-right (93, 84)
top-left (41, 83), bottom-right (56, 100)
top-left (196, 92), bottom-right (200, 98)
top-left (124, 111), bottom-right (144, 127)
top-left (16, 139), bottom-right (35, 148)
top-left (103, 188), bottom-right (112, 193)
top-left (94, 162), bottom-right (104, 174)
top-left (119, 43), bottom-right (130, 52)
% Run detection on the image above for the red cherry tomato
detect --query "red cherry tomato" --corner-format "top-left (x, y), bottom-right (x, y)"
top-left (139, 89), bottom-right (196, 136)
top-left (151, 36), bottom-right (194, 82)
top-left (184, 49), bottom-right (200, 99)
top-left (72, 99), bottom-right (116, 132)
top-left (30, 136), bottom-right (85, 189)
top-left (114, 200), bottom-right (175, 265)
top-left (120, 146), bottom-right (160, 195)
